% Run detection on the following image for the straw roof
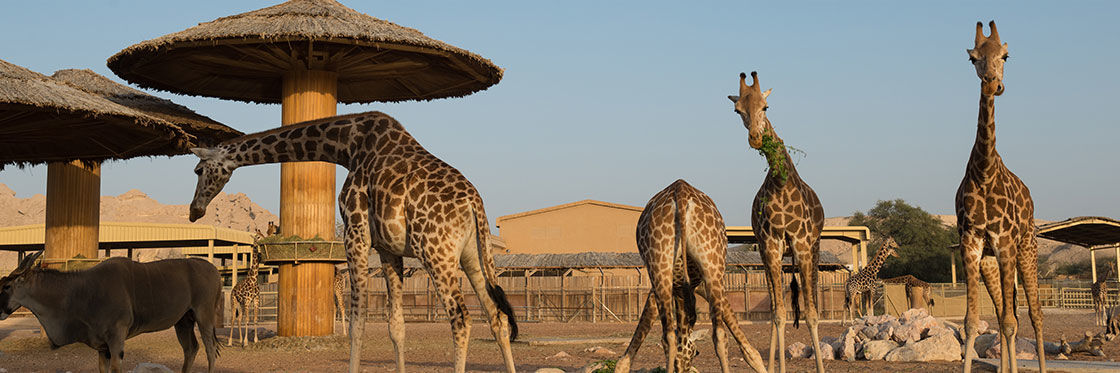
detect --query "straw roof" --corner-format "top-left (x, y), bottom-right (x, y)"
top-left (108, 0), bottom-right (503, 104)
top-left (1037, 216), bottom-right (1120, 248)
top-left (0, 59), bottom-right (196, 169)
top-left (367, 248), bottom-right (846, 272)
top-left (51, 69), bottom-right (242, 147)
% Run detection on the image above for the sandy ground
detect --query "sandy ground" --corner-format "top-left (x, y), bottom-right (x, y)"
top-left (1, 309), bottom-right (1117, 372)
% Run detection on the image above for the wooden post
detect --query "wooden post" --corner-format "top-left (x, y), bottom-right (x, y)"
top-left (276, 69), bottom-right (338, 337)
top-left (207, 239), bottom-right (214, 264)
top-left (44, 160), bottom-right (100, 268)
top-left (231, 246), bottom-right (240, 288)
top-left (951, 252), bottom-right (958, 287)
top-left (1092, 250), bottom-right (1098, 283)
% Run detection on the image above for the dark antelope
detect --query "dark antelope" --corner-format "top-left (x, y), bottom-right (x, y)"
top-left (0, 252), bottom-right (223, 373)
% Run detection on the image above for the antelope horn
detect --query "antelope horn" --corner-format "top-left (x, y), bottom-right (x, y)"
top-left (975, 21), bottom-right (985, 46)
top-left (988, 20), bottom-right (1000, 42)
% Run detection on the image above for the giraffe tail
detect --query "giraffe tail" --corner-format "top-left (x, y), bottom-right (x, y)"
top-left (474, 204), bottom-right (518, 341)
top-left (790, 275), bottom-right (801, 329)
top-left (671, 192), bottom-right (697, 330)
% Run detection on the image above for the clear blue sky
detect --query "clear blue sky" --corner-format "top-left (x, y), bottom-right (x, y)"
top-left (1, 1), bottom-right (1118, 229)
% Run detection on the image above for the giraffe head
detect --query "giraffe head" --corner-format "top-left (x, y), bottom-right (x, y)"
top-left (728, 71), bottom-right (773, 149)
top-left (967, 21), bottom-right (1009, 96)
top-left (188, 147), bottom-right (236, 222)
top-left (880, 236), bottom-right (900, 259)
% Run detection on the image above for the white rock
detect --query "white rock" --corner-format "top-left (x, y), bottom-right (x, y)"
top-left (786, 341), bottom-right (809, 359)
top-left (899, 308), bottom-right (930, 324)
top-left (986, 337), bottom-right (1041, 360)
top-left (811, 341), bottom-right (835, 360)
top-left (973, 333), bottom-right (999, 357)
top-left (583, 346), bottom-right (617, 356)
top-left (859, 325), bottom-right (879, 340)
top-left (129, 363), bottom-right (173, 373)
top-left (891, 323), bottom-right (922, 344)
top-left (545, 351), bottom-right (572, 360)
top-left (885, 333), bottom-right (961, 362)
top-left (535, 369), bottom-right (566, 373)
top-left (578, 361), bottom-right (607, 373)
top-left (860, 340), bottom-right (899, 361)
top-left (689, 328), bottom-right (710, 342)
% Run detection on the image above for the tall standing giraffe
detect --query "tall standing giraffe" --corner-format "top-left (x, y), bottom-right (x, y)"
top-left (187, 111), bottom-right (517, 373)
top-left (729, 71), bottom-right (826, 373)
top-left (1092, 265), bottom-right (1114, 326)
top-left (843, 237), bottom-right (899, 325)
top-left (956, 21), bottom-right (1045, 373)
top-left (614, 180), bottom-right (767, 373)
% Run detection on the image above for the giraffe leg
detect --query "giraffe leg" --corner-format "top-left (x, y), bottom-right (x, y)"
top-left (695, 283), bottom-right (729, 373)
top-left (340, 181), bottom-right (372, 373)
top-left (253, 297), bottom-right (260, 343)
top-left (698, 261), bottom-right (767, 373)
top-left (795, 239), bottom-right (825, 372)
top-left (424, 254), bottom-right (472, 373)
top-left (993, 233), bottom-right (1020, 373)
top-left (459, 241), bottom-right (516, 373)
top-left (1018, 234), bottom-right (1046, 373)
top-left (227, 302), bottom-right (236, 347)
top-left (980, 255), bottom-right (1008, 371)
top-left (961, 232), bottom-right (985, 373)
top-left (761, 237), bottom-right (786, 373)
top-left (616, 291), bottom-right (657, 373)
top-left (647, 253), bottom-right (679, 373)
top-left (380, 252), bottom-right (407, 373)
top-left (241, 302), bottom-right (249, 347)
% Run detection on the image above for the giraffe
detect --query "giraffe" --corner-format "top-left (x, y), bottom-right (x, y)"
top-left (881, 275), bottom-right (935, 313)
top-left (614, 180), bottom-right (767, 373)
top-left (228, 245), bottom-right (262, 347)
top-left (1092, 264), bottom-right (1115, 326)
top-left (334, 266), bottom-right (350, 335)
top-left (730, 71), bottom-right (826, 373)
top-left (843, 237), bottom-right (899, 325)
top-left (187, 111), bottom-right (517, 373)
top-left (956, 21), bottom-right (1045, 373)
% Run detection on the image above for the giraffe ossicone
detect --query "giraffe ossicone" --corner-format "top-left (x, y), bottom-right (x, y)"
top-left (188, 111), bottom-right (518, 373)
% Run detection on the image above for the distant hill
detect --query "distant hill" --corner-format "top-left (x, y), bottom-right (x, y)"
top-left (0, 183), bottom-right (277, 269)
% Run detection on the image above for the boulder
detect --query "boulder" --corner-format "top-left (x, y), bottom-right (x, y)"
top-left (899, 308), bottom-right (930, 324)
top-left (973, 333), bottom-right (999, 357)
top-left (838, 327), bottom-right (862, 361)
top-left (689, 328), bottom-right (711, 342)
top-left (810, 341), bottom-right (835, 360)
top-left (859, 325), bottom-right (879, 340)
top-left (862, 314), bottom-right (897, 326)
top-left (578, 361), bottom-right (607, 373)
top-left (787, 341), bottom-right (810, 359)
top-left (860, 340), bottom-right (899, 361)
top-left (534, 369), bottom-right (566, 373)
top-left (985, 337), bottom-right (1039, 360)
top-left (885, 333), bottom-right (961, 362)
top-left (891, 323), bottom-right (922, 344)
top-left (923, 325), bottom-right (954, 340)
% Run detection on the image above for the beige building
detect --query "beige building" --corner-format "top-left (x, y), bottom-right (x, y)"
top-left (496, 200), bottom-right (642, 254)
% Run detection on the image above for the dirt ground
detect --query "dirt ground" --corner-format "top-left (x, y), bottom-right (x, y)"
top-left (1, 309), bottom-right (1117, 372)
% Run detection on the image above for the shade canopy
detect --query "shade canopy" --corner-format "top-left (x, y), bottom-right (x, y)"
top-left (51, 69), bottom-right (241, 147)
top-left (107, 0), bottom-right (503, 104)
top-left (0, 59), bottom-right (204, 169)
top-left (1037, 216), bottom-right (1120, 249)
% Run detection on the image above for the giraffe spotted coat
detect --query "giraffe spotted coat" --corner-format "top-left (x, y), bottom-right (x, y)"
top-left (188, 111), bottom-right (517, 373)
top-left (843, 237), bottom-right (899, 324)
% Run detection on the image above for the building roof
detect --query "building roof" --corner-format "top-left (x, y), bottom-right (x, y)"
top-left (496, 199), bottom-right (643, 226)
top-left (368, 247), bottom-right (846, 271)
top-left (1037, 216), bottom-right (1120, 249)
top-left (0, 222), bottom-right (255, 252)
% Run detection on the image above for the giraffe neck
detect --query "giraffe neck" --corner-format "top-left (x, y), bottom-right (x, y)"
top-left (967, 90), bottom-right (999, 179)
top-left (218, 121), bottom-right (351, 167)
top-left (862, 250), bottom-right (890, 276)
top-left (758, 127), bottom-right (798, 186)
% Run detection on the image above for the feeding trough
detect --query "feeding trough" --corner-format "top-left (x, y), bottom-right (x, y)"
top-left (257, 236), bottom-right (346, 264)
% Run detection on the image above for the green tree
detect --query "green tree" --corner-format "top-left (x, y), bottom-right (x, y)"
top-left (849, 199), bottom-right (960, 282)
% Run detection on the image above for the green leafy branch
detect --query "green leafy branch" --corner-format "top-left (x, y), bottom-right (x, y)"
top-left (756, 132), bottom-right (805, 183)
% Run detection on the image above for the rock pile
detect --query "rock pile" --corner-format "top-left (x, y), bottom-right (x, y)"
top-left (788, 309), bottom-right (972, 362)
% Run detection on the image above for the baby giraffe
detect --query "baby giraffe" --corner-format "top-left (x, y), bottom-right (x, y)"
top-left (615, 180), bottom-right (766, 373)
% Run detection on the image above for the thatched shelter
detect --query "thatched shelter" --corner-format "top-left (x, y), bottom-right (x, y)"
top-left (107, 0), bottom-right (502, 104)
top-left (108, 0), bottom-right (503, 338)
top-left (0, 58), bottom-right (240, 268)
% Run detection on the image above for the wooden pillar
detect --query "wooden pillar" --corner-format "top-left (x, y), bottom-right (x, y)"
top-left (276, 69), bottom-right (338, 337)
top-left (850, 242), bottom-right (860, 271)
top-left (951, 252), bottom-right (958, 287)
top-left (44, 160), bottom-right (100, 268)
top-left (1092, 250), bottom-right (1098, 283)
top-left (231, 246), bottom-right (240, 288)
top-left (1115, 245), bottom-right (1120, 282)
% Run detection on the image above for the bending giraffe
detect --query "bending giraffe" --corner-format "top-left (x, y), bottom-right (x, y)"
top-left (614, 180), bottom-right (766, 373)
top-left (188, 111), bottom-right (517, 373)
top-left (730, 71), bottom-right (826, 373)
top-left (882, 275), bottom-right (935, 313)
top-left (843, 237), bottom-right (899, 325)
top-left (1092, 265), bottom-right (1115, 326)
top-left (229, 245), bottom-right (262, 346)
top-left (956, 21), bottom-right (1045, 373)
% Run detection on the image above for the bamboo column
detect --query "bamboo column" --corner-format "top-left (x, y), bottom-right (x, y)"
top-left (43, 160), bottom-right (100, 268)
top-left (276, 69), bottom-right (338, 337)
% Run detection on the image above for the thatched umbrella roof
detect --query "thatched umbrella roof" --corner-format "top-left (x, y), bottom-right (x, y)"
top-left (51, 69), bottom-right (242, 147)
top-left (0, 58), bottom-right (197, 169)
top-left (108, 0), bottom-right (503, 104)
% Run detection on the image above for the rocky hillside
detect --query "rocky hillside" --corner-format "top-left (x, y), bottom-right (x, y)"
top-left (0, 183), bottom-right (277, 269)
